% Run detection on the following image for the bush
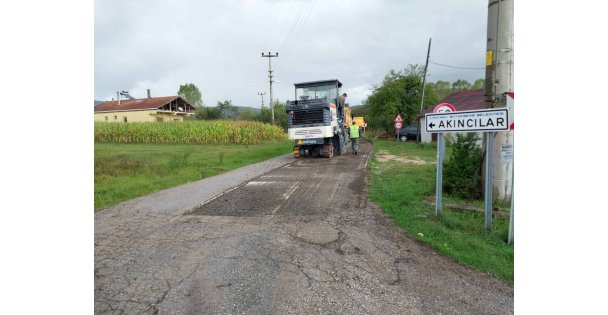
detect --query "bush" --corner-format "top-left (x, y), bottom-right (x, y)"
top-left (195, 106), bottom-right (222, 120)
top-left (443, 133), bottom-right (483, 199)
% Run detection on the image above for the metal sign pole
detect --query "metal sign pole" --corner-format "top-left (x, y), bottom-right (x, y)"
top-left (484, 132), bottom-right (494, 231)
top-left (435, 133), bottom-right (444, 215)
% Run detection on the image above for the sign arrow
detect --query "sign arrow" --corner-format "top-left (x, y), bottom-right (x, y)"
top-left (428, 122), bottom-right (435, 129)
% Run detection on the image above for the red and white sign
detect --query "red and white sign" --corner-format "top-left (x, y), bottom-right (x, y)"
top-left (433, 103), bottom-right (456, 113)
top-left (394, 122), bottom-right (403, 129)
top-left (394, 113), bottom-right (403, 123)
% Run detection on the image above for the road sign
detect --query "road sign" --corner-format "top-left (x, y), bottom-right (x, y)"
top-left (394, 113), bottom-right (403, 123)
top-left (507, 92), bottom-right (514, 130)
top-left (425, 108), bottom-right (509, 133)
top-left (433, 103), bottom-right (456, 113)
top-left (394, 122), bottom-right (403, 129)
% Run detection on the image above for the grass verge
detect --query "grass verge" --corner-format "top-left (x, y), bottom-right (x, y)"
top-left (367, 138), bottom-right (514, 282)
top-left (94, 140), bottom-right (292, 210)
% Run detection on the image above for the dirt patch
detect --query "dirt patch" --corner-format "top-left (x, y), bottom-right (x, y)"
top-left (375, 150), bottom-right (435, 165)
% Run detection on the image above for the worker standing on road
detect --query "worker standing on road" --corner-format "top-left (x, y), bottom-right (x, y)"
top-left (350, 124), bottom-right (360, 155)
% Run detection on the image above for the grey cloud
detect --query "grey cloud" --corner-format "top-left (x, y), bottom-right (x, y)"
top-left (96, 0), bottom-right (489, 107)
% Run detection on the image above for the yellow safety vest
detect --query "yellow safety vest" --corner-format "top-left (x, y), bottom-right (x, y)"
top-left (350, 125), bottom-right (360, 139)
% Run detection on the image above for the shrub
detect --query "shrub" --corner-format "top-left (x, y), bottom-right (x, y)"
top-left (443, 133), bottom-right (483, 199)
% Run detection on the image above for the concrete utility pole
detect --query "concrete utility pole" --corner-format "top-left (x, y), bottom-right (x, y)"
top-left (261, 52), bottom-right (279, 124)
top-left (484, 0), bottom-right (514, 202)
top-left (257, 91), bottom-right (266, 107)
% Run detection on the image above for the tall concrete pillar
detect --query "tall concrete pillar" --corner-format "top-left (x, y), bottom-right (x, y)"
top-left (485, 0), bottom-right (514, 201)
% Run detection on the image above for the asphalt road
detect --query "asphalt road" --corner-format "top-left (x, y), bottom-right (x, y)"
top-left (95, 139), bottom-right (513, 314)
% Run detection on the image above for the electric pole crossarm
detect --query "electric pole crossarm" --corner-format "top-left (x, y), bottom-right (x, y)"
top-left (258, 92), bottom-right (266, 107)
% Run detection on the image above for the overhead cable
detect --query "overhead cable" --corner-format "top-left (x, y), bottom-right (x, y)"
top-left (429, 61), bottom-right (485, 70)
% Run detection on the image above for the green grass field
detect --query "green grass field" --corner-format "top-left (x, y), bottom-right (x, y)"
top-left (94, 140), bottom-right (292, 210)
top-left (367, 138), bottom-right (514, 282)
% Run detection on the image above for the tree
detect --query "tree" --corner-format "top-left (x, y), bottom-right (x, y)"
top-left (177, 83), bottom-right (203, 107)
top-left (217, 100), bottom-right (238, 120)
top-left (350, 105), bottom-right (369, 119)
top-left (238, 107), bottom-right (257, 121)
top-left (452, 79), bottom-right (472, 91)
top-left (195, 106), bottom-right (221, 120)
top-left (433, 80), bottom-right (451, 92)
top-left (444, 133), bottom-right (483, 199)
top-left (471, 78), bottom-right (485, 90)
top-left (365, 64), bottom-right (440, 134)
top-left (258, 100), bottom-right (287, 130)
top-left (430, 80), bottom-right (452, 99)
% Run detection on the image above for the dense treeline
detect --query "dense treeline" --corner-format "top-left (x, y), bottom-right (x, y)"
top-left (191, 99), bottom-right (288, 131)
top-left (359, 64), bottom-right (483, 135)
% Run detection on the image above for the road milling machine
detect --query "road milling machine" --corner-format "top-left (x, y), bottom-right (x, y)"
top-left (285, 79), bottom-right (351, 158)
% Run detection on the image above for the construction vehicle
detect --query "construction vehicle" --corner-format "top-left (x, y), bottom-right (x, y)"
top-left (352, 116), bottom-right (366, 133)
top-left (286, 79), bottom-right (351, 158)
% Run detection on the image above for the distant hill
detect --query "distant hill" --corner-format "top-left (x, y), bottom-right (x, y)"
top-left (94, 100), bottom-right (104, 107)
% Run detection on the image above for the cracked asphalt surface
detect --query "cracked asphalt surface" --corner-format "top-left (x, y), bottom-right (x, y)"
top-left (95, 139), bottom-right (513, 314)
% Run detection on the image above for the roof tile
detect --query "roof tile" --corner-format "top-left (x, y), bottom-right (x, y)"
top-left (422, 89), bottom-right (486, 114)
top-left (94, 96), bottom-right (193, 112)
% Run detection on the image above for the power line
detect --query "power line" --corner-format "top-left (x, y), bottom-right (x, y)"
top-left (261, 1), bottom-right (286, 51)
top-left (277, 0), bottom-right (308, 52)
top-left (429, 61), bottom-right (485, 70)
top-left (269, 0), bottom-right (304, 52)
top-left (274, 0), bottom-right (315, 72)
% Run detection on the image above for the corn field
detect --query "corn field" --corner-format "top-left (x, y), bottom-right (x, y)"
top-left (95, 121), bottom-right (286, 145)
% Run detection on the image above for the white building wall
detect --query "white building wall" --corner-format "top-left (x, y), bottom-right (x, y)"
top-left (420, 117), bottom-right (432, 143)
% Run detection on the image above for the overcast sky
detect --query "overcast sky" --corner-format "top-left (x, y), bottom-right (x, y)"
top-left (95, 0), bottom-right (487, 107)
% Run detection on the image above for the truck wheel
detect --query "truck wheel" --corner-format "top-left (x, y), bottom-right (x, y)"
top-left (400, 135), bottom-right (408, 142)
top-left (322, 144), bottom-right (333, 158)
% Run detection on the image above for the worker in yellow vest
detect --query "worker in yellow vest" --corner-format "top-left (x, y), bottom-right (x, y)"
top-left (350, 124), bottom-right (361, 155)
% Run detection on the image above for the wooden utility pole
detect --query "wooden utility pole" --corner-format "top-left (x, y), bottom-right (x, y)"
top-left (261, 52), bottom-right (278, 124)
top-left (418, 38), bottom-right (432, 143)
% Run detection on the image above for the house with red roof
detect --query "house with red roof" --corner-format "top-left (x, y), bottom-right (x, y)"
top-left (419, 89), bottom-right (486, 143)
top-left (94, 95), bottom-right (196, 123)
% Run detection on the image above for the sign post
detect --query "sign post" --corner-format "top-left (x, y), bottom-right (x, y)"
top-left (484, 132), bottom-right (494, 231)
top-left (425, 107), bottom-right (509, 230)
top-left (507, 92), bottom-right (514, 243)
top-left (435, 132), bottom-right (444, 214)
top-left (430, 103), bottom-right (455, 215)
top-left (394, 113), bottom-right (403, 141)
